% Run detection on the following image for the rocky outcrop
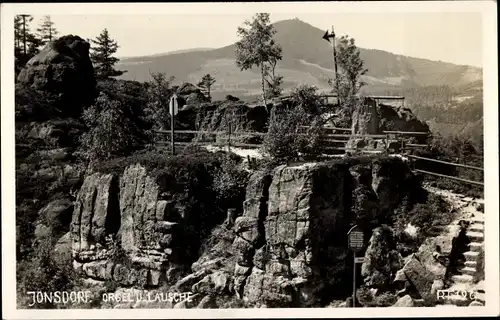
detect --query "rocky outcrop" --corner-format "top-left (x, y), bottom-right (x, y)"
top-left (351, 98), bottom-right (380, 135)
top-left (173, 156), bottom-right (421, 308)
top-left (361, 226), bottom-right (403, 289)
top-left (195, 102), bottom-right (268, 133)
top-left (70, 158), bottom-right (223, 287)
top-left (16, 35), bottom-right (97, 118)
top-left (378, 104), bottom-right (430, 136)
top-left (347, 98), bottom-right (430, 152)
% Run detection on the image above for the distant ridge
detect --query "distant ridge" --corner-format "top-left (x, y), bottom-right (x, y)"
top-left (116, 18), bottom-right (482, 101)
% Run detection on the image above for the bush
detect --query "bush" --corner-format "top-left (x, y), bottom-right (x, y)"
top-left (290, 84), bottom-right (324, 114)
top-left (17, 236), bottom-right (83, 309)
top-left (213, 155), bottom-right (250, 211)
top-left (263, 106), bottom-right (324, 161)
top-left (356, 287), bottom-right (398, 307)
top-left (79, 92), bottom-right (144, 164)
top-left (392, 192), bottom-right (452, 250)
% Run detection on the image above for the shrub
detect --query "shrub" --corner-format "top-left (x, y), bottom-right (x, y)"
top-left (263, 106), bottom-right (324, 161)
top-left (290, 84), bottom-right (325, 114)
top-left (17, 236), bottom-right (83, 309)
top-left (392, 192), bottom-right (452, 250)
top-left (79, 92), bottom-right (144, 164)
top-left (213, 155), bottom-right (250, 212)
top-left (356, 287), bottom-right (398, 307)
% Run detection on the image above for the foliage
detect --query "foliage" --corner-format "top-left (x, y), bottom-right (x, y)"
top-left (17, 235), bottom-right (83, 309)
top-left (289, 84), bottom-right (324, 115)
top-left (392, 192), bottom-right (452, 249)
top-left (263, 59), bottom-right (283, 99)
top-left (79, 92), bottom-right (143, 164)
top-left (36, 15), bottom-right (59, 45)
top-left (263, 106), bottom-right (324, 161)
top-left (235, 13), bottom-right (283, 107)
top-left (357, 287), bottom-right (398, 307)
top-left (329, 35), bottom-right (368, 116)
top-left (90, 28), bottom-right (126, 79)
top-left (14, 14), bottom-right (42, 74)
top-left (411, 132), bottom-right (483, 197)
top-left (213, 155), bottom-right (250, 210)
top-left (197, 74), bottom-right (217, 101)
top-left (143, 72), bottom-right (176, 134)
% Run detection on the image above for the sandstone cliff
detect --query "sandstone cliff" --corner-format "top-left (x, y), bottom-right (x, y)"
top-left (72, 156), bottom-right (422, 308)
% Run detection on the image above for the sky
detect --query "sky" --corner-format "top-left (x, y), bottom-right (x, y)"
top-left (22, 5), bottom-right (483, 67)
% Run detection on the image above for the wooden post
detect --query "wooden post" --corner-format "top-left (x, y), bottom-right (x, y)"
top-left (227, 112), bottom-right (231, 153)
top-left (352, 251), bottom-right (356, 308)
top-left (171, 112), bottom-right (175, 155)
top-left (385, 133), bottom-right (388, 152)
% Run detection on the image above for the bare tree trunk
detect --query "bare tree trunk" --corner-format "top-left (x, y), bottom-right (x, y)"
top-left (260, 63), bottom-right (267, 112)
top-left (22, 16), bottom-right (26, 56)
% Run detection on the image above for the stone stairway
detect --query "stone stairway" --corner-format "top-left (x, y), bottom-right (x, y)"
top-left (443, 207), bottom-right (485, 306)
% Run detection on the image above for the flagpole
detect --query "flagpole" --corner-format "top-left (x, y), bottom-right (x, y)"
top-left (331, 25), bottom-right (341, 106)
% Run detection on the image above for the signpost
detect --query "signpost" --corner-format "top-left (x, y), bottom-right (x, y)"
top-left (322, 26), bottom-right (341, 106)
top-left (169, 94), bottom-right (179, 155)
top-left (347, 225), bottom-right (365, 308)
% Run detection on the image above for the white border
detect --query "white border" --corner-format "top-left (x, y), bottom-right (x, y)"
top-left (1, 1), bottom-right (498, 319)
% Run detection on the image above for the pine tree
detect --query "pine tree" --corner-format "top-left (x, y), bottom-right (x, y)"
top-left (90, 28), bottom-right (126, 79)
top-left (37, 15), bottom-right (59, 45)
top-left (14, 14), bottom-right (42, 73)
top-left (235, 13), bottom-right (282, 111)
top-left (197, 74), bottom-right (216, 101)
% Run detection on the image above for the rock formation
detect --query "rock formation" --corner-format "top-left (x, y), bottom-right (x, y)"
top-left (351, 97), bottom-right (380, 135)
top-left (167, 156), bottom-right (420, 308)
top-left (70, 156), bottom-right (225, 287)
top-left (16, 35), bottom-right (97, 118)
top-left (69, 156), bottom-right (421, 307)
top-left (346, 97), bottom-right (430, 152)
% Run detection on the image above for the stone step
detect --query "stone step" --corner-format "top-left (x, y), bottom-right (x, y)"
top-left (476, 280), bottom-right (485, 293)
top-left (470, 216), bottom-right (485, 224)
top-left (451, 274), bottom-right (474, 283)
top-left (468, 223), bottom-right (484, 232)
top-left (441, 294), bottom-right (471, 307)
top-left (464, 251), bottom-right (480, 261)
top-left (458, 266), bottom-right (477, 276)
top-left (466, 231), bottom-right (484, 241)
top-left (473, 292), bottom-right (485, 303)
top-left (465, 260), bottom-right (477, 267)
top-left (468, 242), bottom-right (484, 252)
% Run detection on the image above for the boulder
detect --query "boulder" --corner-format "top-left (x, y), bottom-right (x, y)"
top-left (361, 225), bottom-right (403, 289)
top-left (53, 231), bottom-right (73, 262)
top-left (36, 198), bottom-right (74, 238)
top-left (195, 102), bottom-right (268, 134)
top-left (16, 35), bottom-right (97, 118)
top-left (393, 294), bottom-right (415, 307)
top-left (400, 254), bottom-right (435, 301)
top-left (197, 295), bottom-right (218, 308)
top-left (351, 97), bottom-right (380, 135)
top-left (378, 103), bottom-right (430, 143)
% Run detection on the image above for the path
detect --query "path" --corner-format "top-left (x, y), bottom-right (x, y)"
top-left (425, 185), bottom-right (486, 306)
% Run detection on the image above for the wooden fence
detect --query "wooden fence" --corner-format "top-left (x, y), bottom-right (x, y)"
top-left (155, 127), bottom-right (483, 187)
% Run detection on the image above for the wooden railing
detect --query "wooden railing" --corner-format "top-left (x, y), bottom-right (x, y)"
top-left (155, 128), bottom-right (482, 187)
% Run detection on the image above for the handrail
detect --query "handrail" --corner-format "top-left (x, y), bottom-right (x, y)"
top-left (413, 169), bottom-right (484, 186)
top-left (407, 154), bottom-right (484, 171)
top-left (383, 130), bottom-right (430, 135)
